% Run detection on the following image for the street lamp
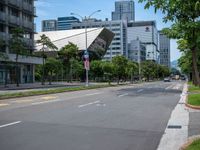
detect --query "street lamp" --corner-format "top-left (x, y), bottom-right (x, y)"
top-left (70, 10), bottom-right (101, 87)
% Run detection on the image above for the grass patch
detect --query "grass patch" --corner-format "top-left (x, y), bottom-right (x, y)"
top-left (188, 94), bottom-right (200, 106)
top-left (188, 84), bottom-right (200, 93)
top-left (186, 139), bottom-right (200, 150)
top-left (0, 84), bottom-right (116, 100)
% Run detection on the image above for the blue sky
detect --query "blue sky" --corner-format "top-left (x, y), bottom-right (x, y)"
top-left (35, 0), bottom-right (181, 61)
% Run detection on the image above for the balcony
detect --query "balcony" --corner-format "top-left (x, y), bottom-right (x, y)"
top-left (8, 53), bottom-right (43, 65)
top-left (0, 31), bottom-right (6, 40)
top-left (22, 20), bottom-right (34, 29)
top-left (0, 12), bottom-right (6, 22)
top-left (9, 15), bottom-right (20, 25)
top-left (22, 2), bottom-right (34, 13)
top-left (8, 0), bottom-right (21, 8)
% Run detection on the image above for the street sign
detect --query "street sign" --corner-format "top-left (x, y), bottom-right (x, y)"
top-left (84, 50), bottom-right (89, 59)
top-left (84, 59), bottom-right (90, 70)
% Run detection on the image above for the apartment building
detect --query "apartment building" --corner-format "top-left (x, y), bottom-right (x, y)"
top-left (0, 0), bottom-right (42, 85)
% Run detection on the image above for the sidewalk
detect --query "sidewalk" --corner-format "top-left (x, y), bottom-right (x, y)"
top-left (0, 82), bottom-right (84, 91)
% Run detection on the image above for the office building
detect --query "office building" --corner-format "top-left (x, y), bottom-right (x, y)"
top-left (35, 28), bottom-right (114, 58)
top-left (42, 19), bottom-right (57, 32)
top-left (127, 21), bottom-right (159, 62)
top-left (128, 39), bottom-right (146, 62)
top-left (112, 0), bottom-right (135, 22)
top-left (0, 0), bottom-right (42, 85)
top-left (159, 31), bottom-right (170, 68)
top-left (57, 16), bottom-right (80, 30)
top-left (72, 20), bottom-right (128, 60)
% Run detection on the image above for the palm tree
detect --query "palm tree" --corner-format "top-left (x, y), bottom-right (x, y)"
top-left (36, 34), bottom-right (58, 85)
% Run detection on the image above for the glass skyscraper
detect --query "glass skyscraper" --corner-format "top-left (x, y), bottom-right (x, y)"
top-left (112, 0), bottom-right (135, 22)
top-left (57, 16), bottom-right (80, 30)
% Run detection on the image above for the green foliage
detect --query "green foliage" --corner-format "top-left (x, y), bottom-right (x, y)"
top-left (112, 55), bottom-right (128, 83)
top-left (45, 58), bottom-right (62, 84)
top-left (138, 0), bottom-right (200, 86)
top-left (90, 60), bottom-right (104, 79)
top-left (141, 60), bottom-right (157, 80)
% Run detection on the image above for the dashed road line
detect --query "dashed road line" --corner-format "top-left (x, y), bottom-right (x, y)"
top-left (0, 103), bottom-right (9, 107)
top-left (78, 101), bottom-right (100, 108)
top-left (118, 93), bottom-right (129, 97)
top-left (85, 92), bottom-right (102, 96)
top-left (137, 89), bottom-right (144, 93)
top-left (0, 121), bottom-right (21, 128)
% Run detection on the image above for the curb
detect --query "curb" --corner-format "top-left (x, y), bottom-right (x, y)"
top-left (185, 94), bottom-right (200, 110)
top-left (180, 135), bottom-right (200, 150)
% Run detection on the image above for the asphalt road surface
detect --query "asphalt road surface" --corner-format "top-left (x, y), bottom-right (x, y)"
top-left (0, 81), bottom-right (184, 150)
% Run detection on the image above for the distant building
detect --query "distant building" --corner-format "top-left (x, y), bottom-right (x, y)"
top-left (72, 20), bottom-right (128, 60)
top-left (128, 39), bottom-right (146, 62)
top-left (112, 0), bottom-right (135, 22)
top-left (127, 21), bottom-right (159, 62)
top-left (159, 31), bottom-right (170, 68)
top-left (57, 16), bottom-right (80, 30)
top-left (35, 28), bottom-right (114, 58)
top-left (42, 20), bottom-right (57, 32)
top-left (0, 0), bottom-right (42, 85)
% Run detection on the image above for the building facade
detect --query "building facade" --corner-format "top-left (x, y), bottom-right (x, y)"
top-left (112, 0), bottom-right (135, 22)
top-left (57, 16), bottom-right (80, 30)
top-left (72, 20), bottom-right (128, 60)
top-left (0, 0), bottom-right (42, 85)
top-left (128, 39), bottom-right (146, 62)
top-left (42, 19), bottom-right (57, 32)
top-left (127, 21), bottom-right (159, 62)
top-left (159, 31), bottom-right (170, 68)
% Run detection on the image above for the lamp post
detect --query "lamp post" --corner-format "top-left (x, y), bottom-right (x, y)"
top-left (70, 10), bottom-right (101, 87)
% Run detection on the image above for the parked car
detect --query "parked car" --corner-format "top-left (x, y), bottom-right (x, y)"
top-left (164, 77), bottom-right (171, 82)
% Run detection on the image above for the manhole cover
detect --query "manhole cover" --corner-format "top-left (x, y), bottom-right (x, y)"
top-left (167, 125), bottom-right (182, 129)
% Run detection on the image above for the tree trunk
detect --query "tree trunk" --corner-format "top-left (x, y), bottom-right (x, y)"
top-left (16, 54), bottom-right (19, 87)
top-left (191, 47), bottom-right (200, 86)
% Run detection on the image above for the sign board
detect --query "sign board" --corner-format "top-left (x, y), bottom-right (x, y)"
top-left (84, 60), bottom-right (90, 70)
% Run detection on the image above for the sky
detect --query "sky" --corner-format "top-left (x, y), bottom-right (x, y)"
top-left (35, 0), bottom-right (181, 61)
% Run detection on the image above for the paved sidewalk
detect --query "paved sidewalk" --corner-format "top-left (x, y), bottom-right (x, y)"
top-left (188, 108), bottom-right (200, 137)
top-left (0, 82), bottom-right (85, 91)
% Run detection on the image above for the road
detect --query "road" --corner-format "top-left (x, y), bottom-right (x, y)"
top-left (0, 81), bottom-right (184, 150)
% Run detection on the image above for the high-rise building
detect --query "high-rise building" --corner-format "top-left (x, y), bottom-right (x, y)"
top-left (128, 39), bottom-right (146, 62)
top-left (57, 16), bottom-right (80, 30)
top-left (42, 20), bottom-right (57, 32)
top-left (127, 21), bottom-right (159, 62)
top-left (72, 20), bottom-right (128, 60)
top-left (0, 0), bottom-right (42, 85)
top-left (159, 31), bottom-right (170, 68)
top-left (112, 0), bottom-right (135, 22)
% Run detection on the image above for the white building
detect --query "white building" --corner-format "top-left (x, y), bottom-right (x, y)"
top-left (35, 28), bottom-right (114, 59)
top-left (72, 20), bottom-right (127, 60)
top-left (127, 21), bottom-right (159, 62)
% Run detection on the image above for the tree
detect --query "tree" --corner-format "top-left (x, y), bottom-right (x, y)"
top-left (141, 60), bottom-right (157, 81)
top-left (126, 61), bottom-right (138, 83)
top-left (36, 34), bottom-right (58, 85)
top-left (58, 42), bottom-right (79, 81)
top-left (112, 55), bottom-right (128, 84)
top-left (102, 61), bottom-right (114, 85)
top-left (90, 60), bottom-right (104, 81)
top-left (138, 0), bottom-right (200, 86)
top-left (10, 27), bottom-right (26, 87)
top-left (44, 58), bottom-right (62, 85)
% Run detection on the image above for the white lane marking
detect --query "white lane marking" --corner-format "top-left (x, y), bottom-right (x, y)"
top-left (137, 89), bottom-right (144, 93)
top-left (0, 121), bottom-right (21, 128)
top-left (85, 92), bottom-right (102, 96)
top-left (31, 92), bottom-right (103, 106)
top-left (78, 101), bottom-right (100, 108)
top-left (118, 93), bottom-right (129, 97)
top-left (32, 99), bottom-right (60, 105)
